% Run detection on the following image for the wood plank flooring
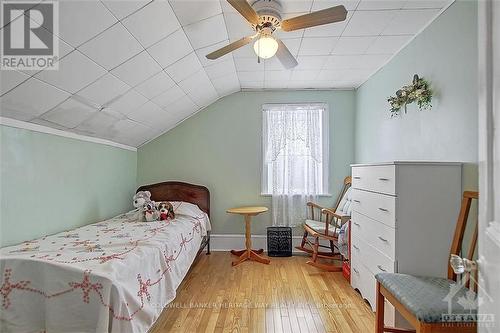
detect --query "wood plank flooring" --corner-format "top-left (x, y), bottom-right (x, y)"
top-left (150, 252), bottom-right (374, 333)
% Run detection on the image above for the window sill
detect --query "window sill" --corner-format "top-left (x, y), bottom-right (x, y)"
top-left (260, 193), bottom-right (332, 197)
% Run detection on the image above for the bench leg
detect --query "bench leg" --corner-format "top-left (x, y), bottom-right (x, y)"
top-left (376, 281), bottom-right (385, 333)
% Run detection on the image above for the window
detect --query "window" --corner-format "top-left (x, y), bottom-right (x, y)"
top-left (261, 103), bottom-right (329, 195)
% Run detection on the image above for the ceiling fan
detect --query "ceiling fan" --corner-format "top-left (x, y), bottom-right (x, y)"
top-left (206, 0), bottom-right (347, 69)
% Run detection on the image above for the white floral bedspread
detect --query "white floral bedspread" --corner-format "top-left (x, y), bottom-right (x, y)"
top-left (0, 202), bottom-right (210, 333)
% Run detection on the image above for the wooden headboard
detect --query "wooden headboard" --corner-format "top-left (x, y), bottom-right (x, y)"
top-left (136, 181), bottom-right (210, 217)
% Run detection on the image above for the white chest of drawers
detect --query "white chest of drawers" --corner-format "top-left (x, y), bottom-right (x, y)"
top-left (350, 161), bottom-right (462, 326)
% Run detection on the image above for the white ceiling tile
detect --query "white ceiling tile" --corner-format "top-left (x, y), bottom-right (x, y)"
top-left (303, 11), bottom-right (353, 37)
top-left (263, 57), bottom-right (286, 71)
top-left (237, 71), bottom-right (264, 82)
top-left (107, 89), bottom-right (149, 115)
top-left (111, 51), bottom-right (163, 86)
top-left (102, 0), bottom-right (151, 20)
top-left (403, 0), bottom-right (451, 9)
top-left (30, 118), bottom-right (69, 131)
top-left (178, 69), bottom-right (211, 93)
top-left (19, 39), bottom-right (74, 77)
top-left (1, 70), bottom-right (30, 96)
top-left (294, 56), bottom-right (328, 70)
top-left (135, 72), bottom-right (175, 98)
top-left (311, 0), bottom-right (361, 11)
top-left (38, 1), bottom-right (117, 47)
top-left (77, 74), bottom-right (130, 106)
top-left (167, 95), bottom-right (198, 115)
top-left (224, 13), bottom-right (254, 40)
top-left (232, 43), bottom-right (259, 58)
top-left (188, 85), bottom-right (219, 108)
top-left (366, 35), bottom-right (412, 54)
top-left (211, 72), bottom-right (240, 95)
top-left (204, 59), bottom-right (237, 80)
top-left (264, 70), bottom-right (292, 81)
top-left (41, 97), bottom-right (97, 128)
top-left (298, 37), bottom-right (338, 55)
top-left (127, 101), bottom-right (173, 127)
top-left (165, 53), bottom-right (203, 82)
top-left (264, 81), bottom-right (287, 89)
top-left (281, 0), bottom-right (314, 13)
top-left (324, 54), bottom-right (390, 69)
top-left (343, 10), bottom-right (397, 36)
top-left (76, 109), bottom-right (123, 137)
top-left (111, 119), bottom-right (154, 146)
top-left (0, 78), bottom-right (70, 121)
top-left (35, 51), bottom-right (107, 93)
top-left (78, 24), bottom-right (143, 70)
top-left (152, 85), bottom-right (186, 108)
top-left (287, 80), bottom-right (317, 88)
top-left (183, 14), bottom-right (228, 49)
top-left (196, 39), bottom-right (234, 66)
top-left (317, 68), bottom-right (373, 81)
top-left (122, 0), bottom-right (180, 48)
top-left (234, 57), bottom-right (265, 72)
top-left (357, 0), bottom-right (406, 10)
top-left (170, 0), bottom-right (222, 26)
top-left (332, 36), bottom-right (377, 54)
top-left (290, 70), bottom-right (320, 81)
top-left (240, 81), bottom-right (264, 89)
top-left (383, 9), bottom-right (440, 35)
top-left (148, 29), bottom-right (193, 68)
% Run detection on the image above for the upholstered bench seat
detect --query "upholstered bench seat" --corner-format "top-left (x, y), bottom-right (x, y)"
top-left (375, 273), bottom-right (477, 323)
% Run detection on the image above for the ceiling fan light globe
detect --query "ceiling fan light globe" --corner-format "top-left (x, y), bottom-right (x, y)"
top-left (253, 36), bottom-right (279, 59)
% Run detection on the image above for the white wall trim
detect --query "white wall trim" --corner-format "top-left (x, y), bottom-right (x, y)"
top-left (209, 233), bottom-right (305, 252)
top-left (0, 117), bottom-right (137, 152)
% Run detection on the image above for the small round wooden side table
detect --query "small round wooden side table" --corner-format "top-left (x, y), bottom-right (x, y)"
top-left (226, 206), bottom-right (270, 266)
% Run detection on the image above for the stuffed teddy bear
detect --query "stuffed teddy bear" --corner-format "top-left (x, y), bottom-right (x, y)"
top-left (143, 201), bottom-right (159, 222)
top-left (157, 202), bottom-right (175, 221)
top-left (132, 191), bottom-right (152, 222)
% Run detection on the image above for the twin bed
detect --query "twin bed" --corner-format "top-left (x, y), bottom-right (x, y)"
top-left (0, 182), bottom-right (211, 333)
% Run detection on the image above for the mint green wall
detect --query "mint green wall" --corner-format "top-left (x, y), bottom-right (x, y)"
top-left (354, 1), bottom-right (478, 190)
top-left (138, 91), bottom-right (356, 235)
top-left (0, 125), bottom-right (137, 247)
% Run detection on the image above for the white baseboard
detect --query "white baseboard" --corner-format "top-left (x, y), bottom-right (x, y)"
top-left (209, 233), bottom-right (304, 252)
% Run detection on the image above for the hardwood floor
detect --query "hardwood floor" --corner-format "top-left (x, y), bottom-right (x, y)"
top-left (150, 252), bottom-right (375, 333)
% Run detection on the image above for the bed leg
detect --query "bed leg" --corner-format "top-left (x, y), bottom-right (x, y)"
top-left (206, 232), bottom-right (211, 255)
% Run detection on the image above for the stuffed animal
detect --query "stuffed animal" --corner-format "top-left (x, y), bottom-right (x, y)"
top-left (157, 202), bottom-right (175, 221)
top-left (132, 191), bottom-right (152, 221)
top-left (143, 201), bottom-right (159, 222)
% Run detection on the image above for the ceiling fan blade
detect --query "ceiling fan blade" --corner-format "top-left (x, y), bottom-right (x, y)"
top-left (275, 39), bottom-right (298, 69)
top-left (280, 5), bottom-right (347, 32)
top-left (206, 36), bottom-right (255, 59)
top-left (227, 0), bottom-right (259, 25)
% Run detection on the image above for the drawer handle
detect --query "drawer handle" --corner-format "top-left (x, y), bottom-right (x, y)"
top-left (353, 267), bottom-right (359, 274)
top-left (377, 265), bottom-right (387, 272)
top-left (353, 222), bottom-right (360, 227)
top-left (378, 207), bottom-right (389, 212)
top-left (352, 244), bottom-right (360, 250)
top-left (378, 236), bottom-right (388, 242)
top-left (378, 177), bottom-right (390, 181)
top-left (353, 199), bottom-right (361, 203)
top-left (353, 176), bottom-right (361, 179)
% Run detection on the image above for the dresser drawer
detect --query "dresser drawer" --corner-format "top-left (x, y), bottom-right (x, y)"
top-left (351, 189), bottom-right (397, 227)
top-left (352, 235), bottom-right (396, 276)
top-left (351, 255), bottom-right (376, 310)
top-left (351, 211), bottom-right (396, 260)
top-left (352, 165), bottom-right (396, 195)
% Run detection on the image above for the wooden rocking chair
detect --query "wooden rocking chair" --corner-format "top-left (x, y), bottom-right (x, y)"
top-left (296, 176), bottom-right (352, 271)
top-left (375, 191), bottom-right (479, 333)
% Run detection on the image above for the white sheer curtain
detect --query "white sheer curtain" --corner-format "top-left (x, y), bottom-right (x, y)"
top-left (262, 103), bottom-right (328, 227)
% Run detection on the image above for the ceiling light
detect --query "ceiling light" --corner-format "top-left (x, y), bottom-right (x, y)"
top-left (253, 35), bottom-right (278, 59)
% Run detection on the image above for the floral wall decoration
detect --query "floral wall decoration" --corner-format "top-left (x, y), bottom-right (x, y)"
top-left (387, 74), bottom-right (433, 117)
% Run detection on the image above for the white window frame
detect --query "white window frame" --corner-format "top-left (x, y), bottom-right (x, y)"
top-left (261, 103), bottom-right (330, 196)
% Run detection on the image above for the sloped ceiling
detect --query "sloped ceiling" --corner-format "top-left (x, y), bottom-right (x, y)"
top-left (0, 0), bottom-right (451, 147)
